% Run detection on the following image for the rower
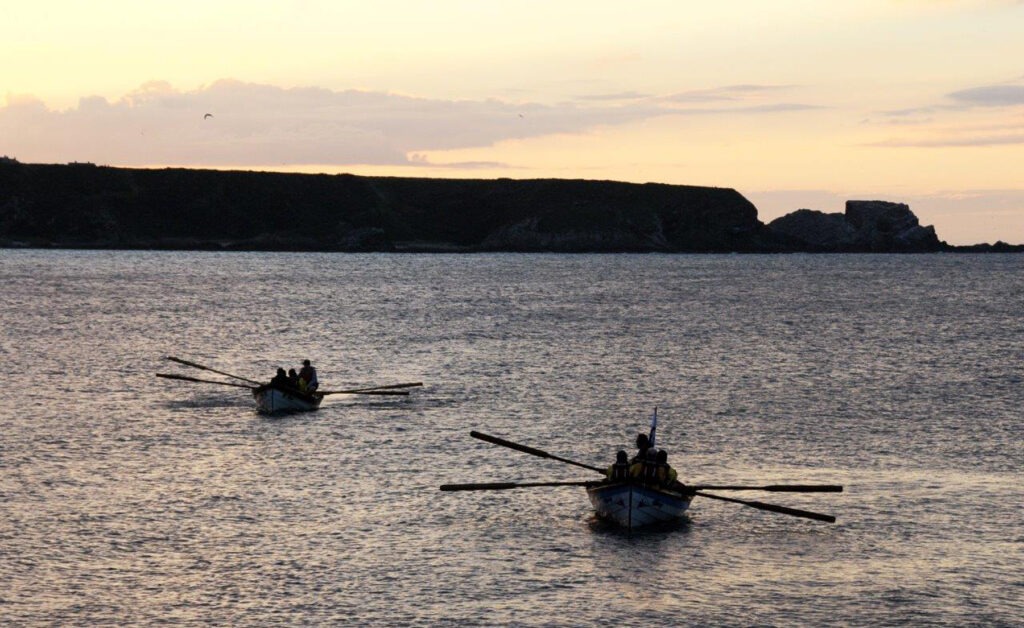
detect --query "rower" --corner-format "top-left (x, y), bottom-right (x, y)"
top-left (630, 433), bottom-right (652, 464)
top-left (298, 359), bottom-right (319, 392)
top-left (269, 367), bottom-right (289, 388)
top-left (642, 448), bottom-right (660, 484)
top-left (630, 448), bottom-right (660, 484)
top-left (655, 449), bottom-right (678, 486)
top-left (606, 450), bottom-right (630, 481)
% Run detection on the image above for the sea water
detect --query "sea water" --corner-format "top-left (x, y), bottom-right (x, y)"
top-left (1, 251), bottom-right (1021, 626)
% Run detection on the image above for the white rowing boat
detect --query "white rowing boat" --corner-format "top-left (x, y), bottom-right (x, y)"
top-left (157, 357), bottom-right (421, 415)
top-left (441, 428), bottom-right (842, 528)
top-left (586, 481), bottom-right (693, 530)
top-left (252, 384), bottom-right (322, 414)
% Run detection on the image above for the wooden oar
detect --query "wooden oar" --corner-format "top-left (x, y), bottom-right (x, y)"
top-left (470, 431), bottom-right (606, 474)
top-left (156, 373), bottom-right (254, 389)
top-left (158, 373), bottom-right (408, 397)
top-left (357, 382), bottom-right (423, 391)
top-left (317, 382), bottom-right (423, 396)
top-left (440, 480), bottom-right (600, 491)
top-left (165, 356), bottom-right (262, 385)
top-left (694, 491), bottom-right (837, 523)
top-left (691, 484), bottom-right (843, 493)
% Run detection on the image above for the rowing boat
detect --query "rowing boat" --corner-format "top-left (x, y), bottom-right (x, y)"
top-left (252, 384), bottom-right (322, 414)
top-left (586, 481), bottom-right (693, 530)
top-left (157, 357), bottom-right (421, 415)
top-left (441, 428), bottom-right (842, 528)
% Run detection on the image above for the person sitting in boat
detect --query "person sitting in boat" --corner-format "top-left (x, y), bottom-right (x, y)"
top-left (606, 450), bottom-right (630, 481)
top-left (287, 368), bottom-right (300, 389)
top-left (269, 367), bottom-right (290, 389)
top-left (630, 433), bottom-right (653, 464)
top-left (655, 449), bottom-right (678, 486)
top-left (630, 448), bottom-right (661, 484)
top-left (298, 359), bottom-right (319, 392)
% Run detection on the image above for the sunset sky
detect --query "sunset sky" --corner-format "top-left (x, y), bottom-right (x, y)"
top-left (3, 1), bottom-right (1023, 244)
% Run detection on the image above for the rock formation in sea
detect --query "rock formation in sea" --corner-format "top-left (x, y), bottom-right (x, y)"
top-left (767, 201), bottom-right (943, 252)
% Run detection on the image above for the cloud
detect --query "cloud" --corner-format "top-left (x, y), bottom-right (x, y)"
top-left (0, 80), bottom-right (658, 167)
top-left (575, 91), bottom-right (651, 102)
top-left (736, 103), bottom-right (824, 113)
top-left (877, 106), bottom-right (941, 118)
top-left (0, 79), bottom-right (821, 168)
top-left (662, 84), bottom-right (795, 103)
top-left (871, 134), bottom-right (1024, 147)
top-left (866, 78), bottom-right (1024, 145)
top-left (947, 84), bottom-right (1024, 107)
top-left (652, 84), bottom-right (821, 115)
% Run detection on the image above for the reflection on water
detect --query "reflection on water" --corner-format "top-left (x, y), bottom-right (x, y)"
top-left (1, 250), bottom-right (1021, 625)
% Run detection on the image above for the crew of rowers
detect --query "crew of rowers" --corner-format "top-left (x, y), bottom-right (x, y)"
top-left (268, 359), bottom-right (319, 393)
top-left (605, 433), bottom-right (679, 487)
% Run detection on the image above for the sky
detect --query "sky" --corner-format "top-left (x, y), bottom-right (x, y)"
top-left (2, 1), bottom-right (1023, 245)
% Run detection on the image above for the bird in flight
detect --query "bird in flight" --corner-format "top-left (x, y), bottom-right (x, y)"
top-left (204, 113), bottom-right (213, 119)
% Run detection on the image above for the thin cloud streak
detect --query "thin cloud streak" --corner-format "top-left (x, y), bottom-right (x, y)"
top-left (871, 134), bottom-right (1024, 147)
top-left (947, 84), bottom-right (1024, 106)
top-left (661, 84), bottom-right (796, 103)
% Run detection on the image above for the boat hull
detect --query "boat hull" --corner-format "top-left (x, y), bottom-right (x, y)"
top-left (252, 385), bottom-right (322, 414)
top-left (586, 482), bottom-right (692, 530)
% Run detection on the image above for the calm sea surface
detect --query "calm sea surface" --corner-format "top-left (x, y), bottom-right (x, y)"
top-left (1, 251), bottom-right (1021, 626)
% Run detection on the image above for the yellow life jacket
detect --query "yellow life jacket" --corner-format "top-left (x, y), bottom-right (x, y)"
top-left (607, 462), bottom-right (630, 481)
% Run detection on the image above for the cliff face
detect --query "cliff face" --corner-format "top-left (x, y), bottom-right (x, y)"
top-left (0, 162), bottom-right (777, 252)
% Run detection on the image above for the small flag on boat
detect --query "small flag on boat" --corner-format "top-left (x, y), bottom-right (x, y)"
top-left (648, 407), bottom-right (658, 449)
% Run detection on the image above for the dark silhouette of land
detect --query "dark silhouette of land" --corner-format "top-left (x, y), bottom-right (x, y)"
top-left (1, 159), bottom-right (1019, 252)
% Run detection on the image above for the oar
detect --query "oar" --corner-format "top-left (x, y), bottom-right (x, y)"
top-left (165, 356), bottom-right (262, 385)
top-left (317, 382), bottom-right (423, 395)
top-left (158, 373), bottom-right (408, 397)
top-left (156, 373), bottom-right (254, 389)
top-left (440, 480), bottom-right (600, 491)
top-left (332, 389), bottom-right (410, 396)
top-left (358, 382), bottom-right (423, 391)
top-left (694, 491), bottom-right (837, 523)
top-left (691, 484), bottom-right (843, 493)
top-left (470, 431), bottom-right (606, 474)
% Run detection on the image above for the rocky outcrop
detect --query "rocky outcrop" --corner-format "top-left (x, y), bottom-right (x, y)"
top-left (767, 209), bottom-right (856, 251)
top-left (845, 200), bottom-right (942, 251)
top-left (766, 200), bottom-right (944, 252)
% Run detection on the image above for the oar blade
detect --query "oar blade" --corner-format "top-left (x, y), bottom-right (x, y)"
top-left (440, 480), bottom-right (598, 491)
top-left (318, 385), bottom-right (418, 395)
top-left (470, 431), bottom-right (551, 459)
top-left (440, 483), bottom-right (519, 491)
top-left (692, 484), bottom-right (844, 493)
top-left (156, 372), bottom-right (199, 382)
top-left (165, 356), bottom-right (262, 385)
top-left (360, 382), bottom-right (423, 391)
top-left (165, 356), bottom-right (204, 369)
top-left (745, 499), bottom-right (836, 523)
top-left (695, 491), bottom-right (837, 523)
top-left (469, 431), bottom-right (606, 474)
top-left (155, 373), bottom-right (253, 389)
top-left (763, 484), bottom-right (843, 493)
